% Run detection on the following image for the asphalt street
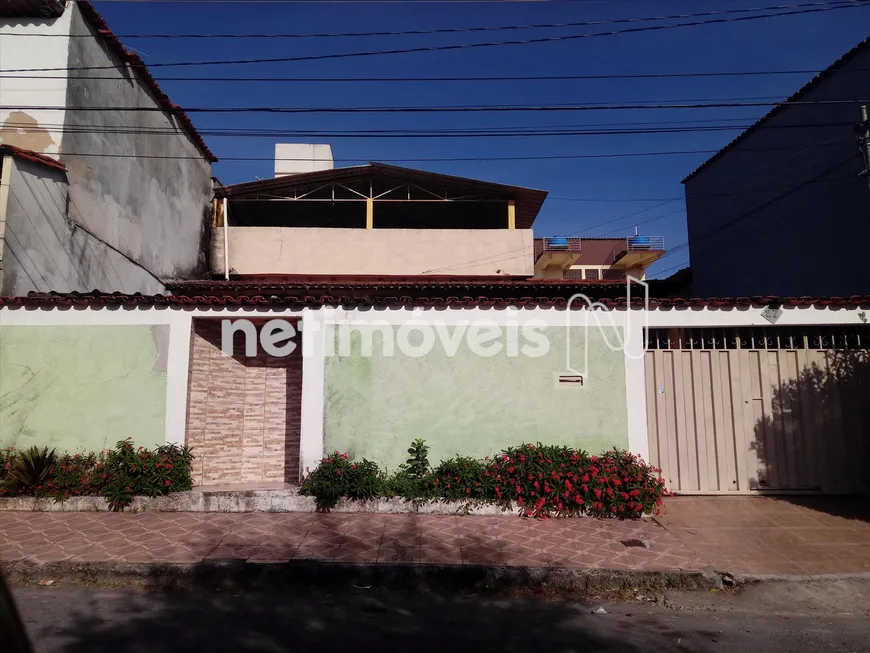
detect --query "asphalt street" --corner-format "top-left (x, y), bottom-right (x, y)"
top-left (11, 581), bottom-right (870, 653)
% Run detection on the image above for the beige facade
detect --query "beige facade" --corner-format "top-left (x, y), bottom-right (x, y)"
top-left (211, 226), bottom-right (534, 277)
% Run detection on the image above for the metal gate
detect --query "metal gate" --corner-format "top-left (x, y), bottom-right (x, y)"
top-left (644, 326), bottom-right (870, 494)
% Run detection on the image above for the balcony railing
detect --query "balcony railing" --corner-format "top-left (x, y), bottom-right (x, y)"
top-left (611, 235), bottom-right (665, 265)
top-left (534, 237), bottom-right (582, 261)
top-left (626, 235), bottom-right (664, 252)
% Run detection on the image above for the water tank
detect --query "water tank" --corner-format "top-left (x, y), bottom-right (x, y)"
top-left (628, 235), bottom-right (651, 249)
top-left (549, 236), bottom-right (570, 249)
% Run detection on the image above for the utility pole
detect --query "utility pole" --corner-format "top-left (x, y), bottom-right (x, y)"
top-left (858, 105), bottom-right (870, 195)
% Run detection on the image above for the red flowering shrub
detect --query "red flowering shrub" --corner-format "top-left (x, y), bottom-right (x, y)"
top-left (299, 441), bottom-right (667, 519)
top-left (0, 439), bottom-right (194, 511)
top-left (299, 451), bottom-right (384, 511)
top-left (487, 444), bottom-right (666, 518)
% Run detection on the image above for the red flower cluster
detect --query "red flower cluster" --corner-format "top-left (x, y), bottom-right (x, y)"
top-left (485, 444), bottom-right (666, 519)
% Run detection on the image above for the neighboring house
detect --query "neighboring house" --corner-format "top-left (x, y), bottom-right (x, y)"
top-left (532, 235), bottom-right (665, 280)
top-left (683, 37), bottom-right (870, 298)
top-left (211, 146), bottom-right (547, 278)
top-left (0, 0), bottom-right (216, 295)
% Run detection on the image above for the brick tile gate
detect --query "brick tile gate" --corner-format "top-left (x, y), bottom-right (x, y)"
top-left (185, 318), bottom-right (303, 485)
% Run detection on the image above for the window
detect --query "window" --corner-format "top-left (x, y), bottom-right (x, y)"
top-left (584, 268), bottom-right (600, 280)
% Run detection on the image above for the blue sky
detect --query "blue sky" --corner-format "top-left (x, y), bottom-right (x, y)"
top-left (94, 0), bottom-right (870, 276)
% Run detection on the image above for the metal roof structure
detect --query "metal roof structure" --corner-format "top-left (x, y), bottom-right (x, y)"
top-left (216, 162), bottom-right (549, 230)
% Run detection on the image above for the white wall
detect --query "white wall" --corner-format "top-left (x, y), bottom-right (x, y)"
top-left (1, 302), bottom-right (865, 480)
top-left (0, 9), bottom-right (72, 157)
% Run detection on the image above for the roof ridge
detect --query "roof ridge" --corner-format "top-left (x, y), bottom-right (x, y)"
top-left (682, 36), bottom-right (870, 183)
top-left (75, 2), bottom-right (217, 163)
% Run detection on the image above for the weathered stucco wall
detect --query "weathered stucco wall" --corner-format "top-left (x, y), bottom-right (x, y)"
top-left (0, 156), bottom-right (164, 295)
top-left (213, 227), bottom-right (535, 277)
top-left (322, 326), bottom-right (628, 471)
top-left (0, 9), bottom-right (72, 156)
top-left (0, 325), bottom-right (168, 452)
top-left (60, 3), bottom-right (213, 282)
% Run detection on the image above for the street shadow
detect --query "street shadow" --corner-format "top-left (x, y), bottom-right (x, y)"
top-left (752, 348), bottom-right (870, 521)
top-left (18, 581), bottom-right (720, 653)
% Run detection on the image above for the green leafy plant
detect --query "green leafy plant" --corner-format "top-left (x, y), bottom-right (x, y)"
top-left (424, 456), bottom-right (494, 502)
top-left (299, 451), bottom-right (385, 511)
top-left (8, 446), bottom-right (56, 491)
top-left (385, 468), bottom-right (429, 500)
top-left (301, 442), bottom-right (667, 520)
top-left (0, 439), bottom-right (195, 511)
top-left (405, 438), bottom-right (430, 478)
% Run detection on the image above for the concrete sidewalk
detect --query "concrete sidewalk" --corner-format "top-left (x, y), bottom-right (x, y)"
top-left (657, 496), bottom-right (870, 576)
top-left (1, 511), bottom-right (703, 572)
top-left (3, 497), bottom-right (868, 581)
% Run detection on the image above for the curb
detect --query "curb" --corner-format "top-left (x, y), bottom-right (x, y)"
top-left (0, 493), bottom-right (652, 518)
top-left (730, 571), bottom-right (870, 583)
top-left (2, 559), bottom-right (721, 595)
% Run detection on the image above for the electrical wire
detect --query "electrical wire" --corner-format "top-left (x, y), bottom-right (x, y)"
top-left (5, 3), bottom-right (867, 72)
top-left (0, 118), bottom-right (856, 139)
top-left (5, 69), bottom-right (867, 83)
top-left (649, 154), bottom-right (862, 275)
top-left (5, 1), bottom-right (858, 39)
top-left (3, 99), bottom-right (867, 113)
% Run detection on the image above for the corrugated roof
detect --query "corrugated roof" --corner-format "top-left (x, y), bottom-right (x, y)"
top-left (0, 144), bottom-right (68, 172)
top-left (217, 162), bottom-right (549, 229)
top-left (682, 36), bottom-right (870, 183)
top-left (74, 2), bottom-right (217, 163)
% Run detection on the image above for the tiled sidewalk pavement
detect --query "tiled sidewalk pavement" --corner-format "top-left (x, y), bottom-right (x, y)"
top-left (0, 512), bottom-right (705, 571)
top-left (657, 496), bottom-right (870, 576)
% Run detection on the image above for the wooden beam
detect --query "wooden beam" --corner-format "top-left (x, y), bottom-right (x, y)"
top-left (507, 200), bottom-right (516, 229)
top-left (366, 197), bottom-right (374, 228)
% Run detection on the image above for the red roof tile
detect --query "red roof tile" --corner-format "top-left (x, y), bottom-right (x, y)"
top-left (2, 283), bottom-right (868, 310)
top-left (0, 145), bottom-right (67, 173)
top-left (75, 2), bottom-right (217, 163)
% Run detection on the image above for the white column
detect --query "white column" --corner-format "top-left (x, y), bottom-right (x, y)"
top-left (623, 310), bottom-right (650, 462)
top-left (299, 308), bottom-right (327, 477)
top-left (164, 314), bottom-right (193, 446)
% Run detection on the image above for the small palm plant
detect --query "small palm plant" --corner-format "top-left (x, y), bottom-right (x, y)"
top-left (9, 446), bottom-right (56, 490)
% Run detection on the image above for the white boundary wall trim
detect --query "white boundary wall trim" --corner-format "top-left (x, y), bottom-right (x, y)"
top-left (1, 304), bottom-right (867, 476)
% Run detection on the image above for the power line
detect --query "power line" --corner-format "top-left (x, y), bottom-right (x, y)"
top-left (5, 3), bottom-right (866, 72)
top-left (407, 159), bottom-right (862, 274)
top-left (5, 69), bottom-right (867, 83)
top-left (46, 0), bottom-right (851, 3)
top-left (650, 154), bottom-right (862, 271)
top-left (19, 150), bottom-right (724, 162)
top-left (6, 2), bottom-right (857, 39)
top-left (12, 144), bottom-right (859, 163)
top-left (1, 118), bottom-right (856, 139)
top-left (3, 99), bottom-right (867, 113)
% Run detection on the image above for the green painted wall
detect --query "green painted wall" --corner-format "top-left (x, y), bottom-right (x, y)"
top-left (323, 326), bottom-right (628, 471)
top-left (0, 325), bottom-right (168, 453)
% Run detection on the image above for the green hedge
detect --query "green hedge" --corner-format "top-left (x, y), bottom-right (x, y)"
top-left (300, 441), bottom-right (667, 518)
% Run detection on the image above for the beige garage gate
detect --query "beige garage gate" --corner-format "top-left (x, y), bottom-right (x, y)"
top-left (645, 326), bottom-right (870, 495)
